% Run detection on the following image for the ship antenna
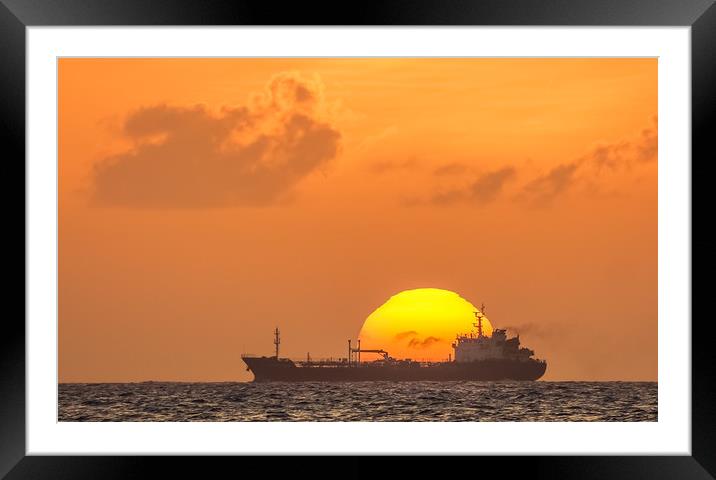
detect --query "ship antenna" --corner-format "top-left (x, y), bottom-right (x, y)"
top-left (473, 303), bottom-right (486, 338)
top-left (274, 327), bottom-right (280, 359)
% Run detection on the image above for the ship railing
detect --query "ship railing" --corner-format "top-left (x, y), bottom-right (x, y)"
top-left (417, 361), bottom-right (449, 367)
top-left (241, 355), bottom-right (460, 367)
top-left (293, 357), bottom-right (351, 366)
top-left (240, 353), bottom-right (355, 365)
top-left (294, 359), bottom-right (452, 368)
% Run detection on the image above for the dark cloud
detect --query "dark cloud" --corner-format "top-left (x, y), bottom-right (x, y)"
top-left (431, 189), bottom-right (467, 206)
top-left (503, 323), bottom-right (550, 338)
top-left (91, 73), bottom-right (341, 208)
top-left (394, 330), bottom-right (443, 348)
top-left (503, 322), bottom-right (576, 346)
top-left (582, 117), bottom-right (657, 171)
top-left (520, 162), bottom-right (579, 205)
top-left (636, 119), bottom-right (657, 162)
top-left (394, 331), bottom-right (418, 340)
top-left (407, 336), bottom-right (442, 348)
top-left (589, 142), bottom-right (630, 171)
top-left (433, 162), bottom-right (468, 176)
top-left (431, 166), bottom-right (516, 205)
top-left (469, 166), bottom-right (517, 202)
top-left (415, 119), bottom-right (657, 208)
top-left (511, 117), bottom-right (658, 205)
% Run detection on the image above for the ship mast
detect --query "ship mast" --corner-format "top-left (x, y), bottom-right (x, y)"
top-left (274, 327), bottom-right (280, 359)
top-left (473, 303), bottom-right (487, 338)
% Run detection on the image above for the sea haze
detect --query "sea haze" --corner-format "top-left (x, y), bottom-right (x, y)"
top-left (58, 381), bottom-right (657, 422)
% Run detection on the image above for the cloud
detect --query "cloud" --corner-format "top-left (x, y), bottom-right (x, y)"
top-left (407, 336), bottom-right (442, 348)
top-left (517, 117), bottom-right (658, 205)
top-left (433, 162), bottom-right (468, 176)
top-left (401, 118), bottom-right (657, 208)
top-left (394, 331), bottom-right (418, 340)
top-left (636, 117), bottom-right (658, 162)
top-left (394, 330), bottom-right (443, 348)
top-left (589, 142), bottom-right (630, 171)
top-left (503, 322), bottom-right (577, 346)
top-left (430, 189), bottom-right (467, 206)
top-left (503, 323), bottom-right (550, 338)
top-left (582, 117), bottom-right (657, 171)
top-left (469, 166), bottom-right (517, 202)
top-left (519, 162), bottom-right (580, 205)
top-left (91, 72), bottom-right (341, 208)
top-left (431, 166), bottom-right (516, 205)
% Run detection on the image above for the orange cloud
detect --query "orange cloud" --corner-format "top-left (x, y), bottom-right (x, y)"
top-left (433, 162), bottom-right (468, 176)
top-left (92, 73), bottom-right (341, 208)
top-left (432, 166), bottom-right (517, 205)
top-left (519, 117), bottom-right (658, 205)
top-left (520, 162), bottom-right (580, 205)
top-left (636, 117), bottom-right (658, 162)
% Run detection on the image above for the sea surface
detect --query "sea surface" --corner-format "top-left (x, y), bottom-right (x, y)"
top-left (59, 381), bottom-right (657, 421)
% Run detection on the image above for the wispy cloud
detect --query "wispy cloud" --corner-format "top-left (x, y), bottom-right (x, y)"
top-left (433, 162), bottom-right (468, 176)
top-left (469, 166), bottom-right (518, 203)
top-left (407, 336), bottom-right (443, 348)
top-left (517, 117), bottom-right (658, 205)
top-left (431, 166), bottom-right (517, 205)
top-left (636, 117), bottom-right (658, 162)
top-left (394, 331), bottom-right (443, 348)
top-left (519, 162), bottom-right (579, 205)
top-left (589, 142), bottom-right (631, 171)
top-left (394, 331), bottom-right (418, 340)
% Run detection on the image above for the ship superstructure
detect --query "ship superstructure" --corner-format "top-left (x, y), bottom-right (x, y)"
top-left (241, 305), bottom-right (547, 382)
top-left (452, 306), bottom-right (536, 363)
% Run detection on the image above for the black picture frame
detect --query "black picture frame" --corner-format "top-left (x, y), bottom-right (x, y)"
top-left (3, 0), bottom-right (713, 477)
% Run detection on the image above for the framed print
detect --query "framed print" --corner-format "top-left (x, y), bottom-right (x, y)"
top-left (4, 0), bottom-right (715, 476)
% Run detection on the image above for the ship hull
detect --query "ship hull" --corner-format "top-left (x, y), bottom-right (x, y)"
top-left (242, 357), bottom-right (547, 382)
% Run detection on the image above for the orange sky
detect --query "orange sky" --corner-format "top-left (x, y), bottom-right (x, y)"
top-left (58, 58), bottom-right (657, 382)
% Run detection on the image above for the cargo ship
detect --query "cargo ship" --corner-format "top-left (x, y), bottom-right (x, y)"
top-left (241, 307), bottom-right (547, 381)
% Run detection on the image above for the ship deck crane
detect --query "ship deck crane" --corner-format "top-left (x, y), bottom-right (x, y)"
top-left (351, 348), bottom-right (390, 360)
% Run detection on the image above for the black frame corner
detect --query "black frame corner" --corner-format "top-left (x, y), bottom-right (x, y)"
top-left (4, 0), bottom-right (714, 477)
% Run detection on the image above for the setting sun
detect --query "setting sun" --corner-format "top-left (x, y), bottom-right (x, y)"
top-left (358, 288), bottom-right (493, 362)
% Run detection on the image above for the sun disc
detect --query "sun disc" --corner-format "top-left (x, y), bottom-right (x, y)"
top-left (358, 288), bottom-right (493, 362)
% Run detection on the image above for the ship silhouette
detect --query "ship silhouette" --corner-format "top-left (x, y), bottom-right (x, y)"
top-left (242, 306), bottom-right (547, 381)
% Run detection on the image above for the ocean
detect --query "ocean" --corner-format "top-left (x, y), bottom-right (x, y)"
top-left (58, 381), bottom-right (657, 421)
